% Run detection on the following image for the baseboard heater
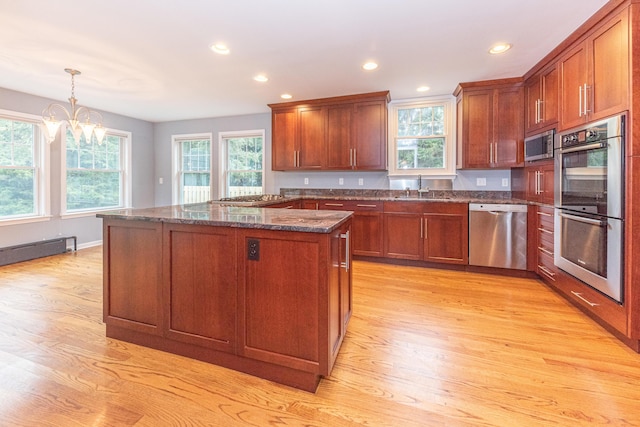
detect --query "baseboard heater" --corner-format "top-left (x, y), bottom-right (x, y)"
top-left (0, 236), bottom-right (77, 267)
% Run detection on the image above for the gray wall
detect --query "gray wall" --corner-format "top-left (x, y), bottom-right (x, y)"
top-left (0, 87), bottom-right (155, 248)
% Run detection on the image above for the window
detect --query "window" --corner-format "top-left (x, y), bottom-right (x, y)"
top-left (172, 134), bottom-right (211, 204)
top-left (62, 127), bottom-right (131, 215)
top-left (219, 130), bottom-right (264, 198)
top-left (0, 109), bottom-right (49, 224)
top-left (388, 97), bottom-right (456, 178)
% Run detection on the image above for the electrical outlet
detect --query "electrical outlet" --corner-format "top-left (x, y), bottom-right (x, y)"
top-left (358, 178), bottom-right (364, 186)
top-left (159, 177), bottom-right (163, 184)
top-left (339, 178), bottom-right (344, 185)
top-left (502, 178), bottom-right (509, 187)
top-left (304, 177), bottom-right (309, 185)
top-left (476, 177), bottom-right (487, 187)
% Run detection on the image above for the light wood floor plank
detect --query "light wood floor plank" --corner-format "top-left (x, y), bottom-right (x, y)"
top-left (1, 247), bottom-right (640, 426)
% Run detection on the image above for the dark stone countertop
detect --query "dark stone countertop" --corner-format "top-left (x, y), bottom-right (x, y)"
top-left (96, 203), bottom-right (352, 234)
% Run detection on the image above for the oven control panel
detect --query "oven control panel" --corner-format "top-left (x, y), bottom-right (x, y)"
top-left (561, 127), bottom-right (604, 147)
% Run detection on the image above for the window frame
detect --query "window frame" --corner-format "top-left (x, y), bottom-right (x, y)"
top-left (0, 109), bottom-right (51, 226)
top-left (171, 133), bottom-right (213, 205)
top-left (218, 129), bottom-right (265, 198)
top-left (60, 126), bottom-right (132, 218)
top-left (387, 96), bottom-right (457, 178)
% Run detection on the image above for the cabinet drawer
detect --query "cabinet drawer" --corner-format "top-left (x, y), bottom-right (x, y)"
top-left (319, 200), bottom-right (383, 212)
top-left (538, 227), bottom-right (554, 250)
top-left (383, 201), bottom-right (424, 214)
top-left (536, 206), bottom-right (555, 228)
top-left (537, 250), bottom-right (557, 282)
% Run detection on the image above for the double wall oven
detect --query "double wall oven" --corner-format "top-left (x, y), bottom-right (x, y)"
top-left (554, 114), bottom-right (625, 303)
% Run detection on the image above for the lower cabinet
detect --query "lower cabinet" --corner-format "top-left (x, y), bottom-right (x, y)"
top-left (535, 205), bottom-right (557, 281)
top-left (318, 200), bottom-right (384, 257)
top-left (383, 201), bottom-right (469, 265)
top-left (102, 217), bottom-right (352, 392)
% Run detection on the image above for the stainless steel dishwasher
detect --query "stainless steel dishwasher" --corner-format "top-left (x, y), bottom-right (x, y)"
top-left (469, 203), bottom-right (528, 270)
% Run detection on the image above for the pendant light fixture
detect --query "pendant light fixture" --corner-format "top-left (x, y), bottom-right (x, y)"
top-left (41, 68), bottom-right (106, 145)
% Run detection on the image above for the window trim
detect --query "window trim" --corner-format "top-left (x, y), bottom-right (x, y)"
top-left (218, 129), bottom-right (265, 198)
top-left (0, 109), bottom-right (51, 226)
top-left (60, 126), bottom-right (132, 218)
top-left (171, 133), bottom-right (213, 205)
top-left (387, 96), bottom-right (457, 179)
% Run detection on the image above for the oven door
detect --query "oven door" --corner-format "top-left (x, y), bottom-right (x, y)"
top-left (554, 136), bottom-right (623, 218)
top-left (554, 209), bottom-right (623, 303)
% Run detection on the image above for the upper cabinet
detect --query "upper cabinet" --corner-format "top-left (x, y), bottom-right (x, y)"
top-left (524, 63), bottom-right (559, 135)
top-left (270, 91), bottom-right (390, 171)
top-left (454, 79), bottom-right (524, 169)
top-left (559, 8), bottom-right (629, 130)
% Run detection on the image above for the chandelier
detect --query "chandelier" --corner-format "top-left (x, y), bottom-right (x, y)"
top-left (41, 68), bottom-right (106, 145)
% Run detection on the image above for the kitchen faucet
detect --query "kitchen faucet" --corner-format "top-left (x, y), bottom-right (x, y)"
top-left (418, 174), bottom-right (429, 196)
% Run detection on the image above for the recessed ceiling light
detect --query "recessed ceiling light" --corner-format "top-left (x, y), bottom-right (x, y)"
top-left (210, 43), bottom-right (230, 55)
top-left (281, 93), bottom-right (292, 99)
top-left (253, 74), bottom-right (268, 82)
top-left (362, 62), bottom-right (378, 71)
top-left (417, 86), bottom-right (430, 92)
top-left (489, 43), bottom-right (512, 54)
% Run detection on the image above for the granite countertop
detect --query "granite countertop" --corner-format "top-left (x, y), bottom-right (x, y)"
top-left (97, 203), bottom-right (352, 234)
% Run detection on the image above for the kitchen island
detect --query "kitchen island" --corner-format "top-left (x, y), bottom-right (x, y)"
top-left (98, 203), bottom-right (353, 392)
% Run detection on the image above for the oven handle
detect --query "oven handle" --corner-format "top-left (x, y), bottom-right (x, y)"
top-left (559, 211), bottom-right (607, 226)
top-left (557, 141), bottom-right (607, 154)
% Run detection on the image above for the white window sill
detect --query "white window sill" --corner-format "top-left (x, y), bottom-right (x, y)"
top-left (61, 207), bottom-right (127, 220)
top-left (0, 215), bottom-right (52, 226)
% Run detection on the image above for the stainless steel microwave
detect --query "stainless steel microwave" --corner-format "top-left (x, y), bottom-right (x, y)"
top-left (524, 129), bottom-right (555, 161)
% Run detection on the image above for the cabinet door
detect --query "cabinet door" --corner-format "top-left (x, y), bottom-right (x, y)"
top-left (560, 43), bottom-right (588, 130)
top-left (540, 64), bottom-right (559, 126)
top-left (423, 204), bottom-right (469, 265)
top-left (494, 85), bottom-right (523, 168)
top-left (383, 213), bottom-right (422, 260)
top-left (163, 224), bottom-right (236, 352)
top-left (353, 100), bottom-right (387, 170)
top-left (103, 220), bottom-right (163, 335)
top-left (525, 167), bottom-right (541, 202)
top-left (539, 163), bottom-right (555, 205)
top-left (298, 106), bottom-right (326, 169)
top-left (352, 210), bottom-right (383, 257)
top-left (272, 108), bottom-right (298, 170)
top-left (326, 104), bottom-right (353, 169)
top-left (238, 230), bottom-right (324, 373)
top-left (589, 9), bottom-right (629, 122)
top-left (462, 90), bottom-right (493, 168)
top-left (524, 75), bottom-right (542, 134)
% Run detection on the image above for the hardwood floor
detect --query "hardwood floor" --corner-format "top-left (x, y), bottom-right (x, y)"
top-left (1, 247), bottom-right (640, 426)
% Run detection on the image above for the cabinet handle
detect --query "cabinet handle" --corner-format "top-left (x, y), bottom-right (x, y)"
top-left (538, 246), bottom-right (553, 256)
top-left (494, 143), bottom-right (498, 164)
top-left (325, 203), bottom-right (344, 207)
top-left (340, 231), bottom-right (350, 271)
top-left (536, 211), bottom-right (552, 217)
top-left (356, 204), bottom-right (378, 208)
top-left (420, 218), bottom-right (424, 239)
top-left (423, 218), bottom-right (428, 240)
top-left (578, 85), bottom-right (583, 117)
top-left (538, 265), bottom-right (556, 278)
top-left (489, 142), bottom-right (493, 164)
top-left (571, 291), bottom-right (599, 307)
top-left (538, 227), bottom-right (553, 235)
top-left (583, 83), bottom-right (590, 115)
top-left (349, 148), bottom-right (353, 167)
top-left (353, 149), bottom-right (357, 168)
top-left (535, 99), bottom-right (540, 124)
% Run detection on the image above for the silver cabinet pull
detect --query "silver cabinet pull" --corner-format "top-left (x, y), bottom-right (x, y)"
top-left (578, 85), bottom-right (583, 117)
top-left (536, 210), bottom-right (552, 217)
top-left (538, 227), bottom-right (553, 235)
top-left (353, 149), bottom-right (357, 168)
top-left (325, 203), bottom-right (344, 207)
top-left (356, 204), bottom-right (378, 208)
top-left (571, 291), bottom-right (599, 307)
top-left (538, 246), bottom-right (553, 256)
top-left (340, 231), bottom-right (350, 271)
top-left (538, 265), bottom-right (556, 278)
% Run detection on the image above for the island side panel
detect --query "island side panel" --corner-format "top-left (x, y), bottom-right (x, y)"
top-left (162, 223), bottom-right (237, 353)
top-left (103, 219), bottom-right (163, 335)
top-left (237, 229), bottom-right (330, 375)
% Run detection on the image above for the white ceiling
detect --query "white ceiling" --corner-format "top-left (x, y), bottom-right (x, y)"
top-left (0, 0), bottom-right (609, 123)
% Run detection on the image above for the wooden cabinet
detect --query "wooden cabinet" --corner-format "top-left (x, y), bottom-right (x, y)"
top-left (103, 219), bottom-right (163, 336)
top-left (559, 8), bottom-right (629, 130)
top-left (525, 63), bottom-right (559, 135)
top-left (382, 202), bottom-right (423, 260)
top-left (319, 200), bottom-right (383, 257)
top-left (534, 205), bottom-right (557, 282)
top-left (525, 160), bottom-right (555, 205)
top-left (423, 203), bottom-right (469, 264)
top-left (455, 79), bottom-right (524, 169)
top-left (271, 106), bottom-right (325, 170)
top-left (163, 223), bottom-right (236, 353)
top-left (102, 217), bottom-right (352, 392)
top-left (270, 91), bottom-right (389, 171)
top-left (383, 201), bottom-right (468, 265)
